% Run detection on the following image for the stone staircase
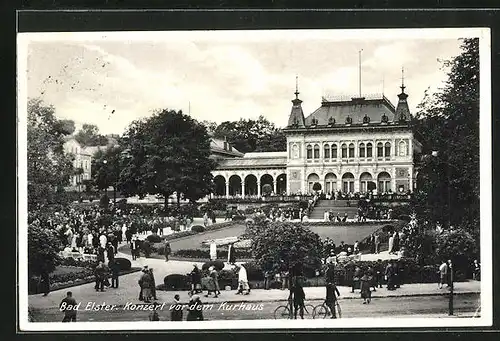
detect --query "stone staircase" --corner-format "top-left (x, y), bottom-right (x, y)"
top-left (309, 199), bottom-right (358, 219)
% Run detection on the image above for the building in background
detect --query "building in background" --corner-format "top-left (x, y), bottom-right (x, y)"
top-left (211, 80), bottom-right (421, 197)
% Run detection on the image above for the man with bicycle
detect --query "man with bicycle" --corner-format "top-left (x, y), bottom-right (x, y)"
top-left (291, 276), bottom-right (306, 319)
top-left (326, 280), bottom-right (341, 319)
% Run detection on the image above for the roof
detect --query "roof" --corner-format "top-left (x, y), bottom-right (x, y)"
top-left (243, 152), bottom-right (287, 158)
top-left (303, 95), bottom-right (396, 127)
top-left (210, 138), bottom-right (244, 157)
top-left (216, 156), bottom-right (287, 170)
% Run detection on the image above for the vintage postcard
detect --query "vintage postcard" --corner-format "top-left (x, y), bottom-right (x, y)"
top-left (17, 27), bottom-right (492, 330)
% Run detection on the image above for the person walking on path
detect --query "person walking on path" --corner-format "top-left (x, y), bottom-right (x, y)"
top-left (388, 232), bottom-right (394, 254)
top-left (110, 259), bottom-right (120, 288)
top-left (139, 267), bottom-right (153, 303)
top-left (472, 259), bottom-right (481, 281)
top-left (106, 242), bottom-right (115, 263)
top-left (360, 272), bottom-right (372, 304)
top-left (149, 268), bottom-right (158, 300)
top-left (228, 243), bottom-right (236, 265)
top-left (190, 264), bottom-right (202, 295)
top-left (171, 294), bottom-right (183, 321)
top-left (131, 236), bottom-right (139, 260)
top-left (94, 261), bottom-right (107, 292)
top-left (164, 240), bottom-right (171, 262)
top-left (59, 291), bottom-right (78, 322)
top-left (292, 277), bottom-right (306, 319)
top-left (236, 265), bottom-right (250, 295)
top-left (325, 281), bottom-right (340, 319)
top-left (40, 270), bottom-right (50, 297)
top-left (438, 260), bottom-right (448, 289)
top-left (393, 231), bottom-right (400, 254)
top-left (210, 242), bottom-right (217, 261)
top-left (385, 261), bottom-right (395, 290)
top-left (374, 233), bottom-right (381, 254)
top-left (210, 266), bottom-right (221, 297)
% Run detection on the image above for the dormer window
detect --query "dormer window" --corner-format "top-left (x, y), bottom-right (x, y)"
top-left (381, 113), bottom-right (389, 123)
top-left (345, 115), bottom-right (352, 125)
top-left (293, 117), bottom-right (299, 127)
top-left (311, 117), bottom-right (318, 126)
top-left (399, 114), bottom-right (407, 122)
top-left (363, 114), bottom-right (370, 124)
top-left (328, 117), bottom-right (335, 126)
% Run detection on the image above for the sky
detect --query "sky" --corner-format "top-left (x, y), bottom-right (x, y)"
top-left (23, 30), bottom-right (465, 135)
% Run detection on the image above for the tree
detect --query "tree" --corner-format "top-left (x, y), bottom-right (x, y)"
top-left (413, 38), bottom-right (479, 231)
top-left (119, 109), bottom-right (216, 210)
top-left (92, 144), bottom-right (124, 204)
top-left (435, 227), bottom-right (478, 271)
top-left (74, 123), bottom-right (108, 147)
top-left (27, 98), bottom-right (74, 208)
top-left (28, 223), bottom-right (62, 277)
top-left (213, 115), bottom-right (286, 153)
top-left (312, 182), bottom-right (322, 192)
top-left (250, 219), bottom-right (324, 277)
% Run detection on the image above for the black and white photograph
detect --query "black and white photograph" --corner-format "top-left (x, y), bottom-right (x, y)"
top-left (17, 27), bottom-right (492, 330)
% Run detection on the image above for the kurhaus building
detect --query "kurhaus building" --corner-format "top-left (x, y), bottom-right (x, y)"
top-left (211, 81), bottom-right (422, 198)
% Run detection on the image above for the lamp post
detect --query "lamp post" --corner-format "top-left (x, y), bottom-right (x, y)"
top-left (431, 150), bottom-right (454, 315)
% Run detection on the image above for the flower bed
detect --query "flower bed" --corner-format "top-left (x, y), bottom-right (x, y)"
top-left (171, 248), bottom-right (253, 260)
top-left (162, 221), bottom-right (238, 241)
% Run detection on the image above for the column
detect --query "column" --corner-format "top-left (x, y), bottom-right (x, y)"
top-left (225, 181), bottom-right (230, 198)
top-left (273, 180), bottom-right (277, 194)
top-left (286, 172), bottom-right (291, 195)
top-left (409, 138), bottom-right (413, 159)
top-left (409, 166), bottom-right (414, 192)
top-left (354, 173), bottom-right (360, 193)
top-left (257, 181), bottom-right (261, 197)
top-left (391, 167), bottom-right (397, 193)
top-left (241, 180), bottom-right (246, 198)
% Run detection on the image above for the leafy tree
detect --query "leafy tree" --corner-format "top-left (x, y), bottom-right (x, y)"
top-left (54, 119), bottom-right (75, 135)
top-left (201, 120), bottom-right (218, 135)
top-left (28, 223), bottom-right (62, 277)
top-left (119, 109), bottom-right (216, 209)
top-left (92, 144), bottom-right (124, 204)
top-left (213, 115), bottom-right (286, 153)
top-left (435, 227), bottom-right (478, 271)
top-left (74, 123), bottom-right (108, 147)
top-left (250, 219), bottom-right (324, 277)
top-left (413, 38), bottom-right (479, 231)
top-left (312, 182), bottom-right (322, 192)
top-left (27, 98), bottom-right (74, 208)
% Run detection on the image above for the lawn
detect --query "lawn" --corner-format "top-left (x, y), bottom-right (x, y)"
top-left (168, 222), bottom-right (392, 252)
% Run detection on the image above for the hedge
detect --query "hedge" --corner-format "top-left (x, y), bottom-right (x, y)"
top-left (146, 234), bottom-right (162, 243)
top-left (113, 258), bottom-right (132, 271)
top-left (171, 248), bottom-right (253, 260)
top-left (163, 274), bottom-right (191, 291)
top-left (162, 221), bottom-right (238, 241)
top-left (191, 225), bottom-right (205, 233)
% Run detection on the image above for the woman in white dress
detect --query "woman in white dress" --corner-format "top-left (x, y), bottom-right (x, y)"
top-left (388, 233), bottom-right (394, 254)
top-left (236, 265), bottom-right (250, 295)
top-left (210, 242), bottom-right (217, 261)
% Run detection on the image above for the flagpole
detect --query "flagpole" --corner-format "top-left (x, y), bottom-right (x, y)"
top-left (359, 49), bottom-right (363, 97)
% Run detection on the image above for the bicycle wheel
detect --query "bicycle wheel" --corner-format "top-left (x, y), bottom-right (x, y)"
top-left (335, 301), bottom-right (342, 318)
top-left (302, 304), bottom-right (315, 319)
top-left (312, 304), bottom-right (330, 319)
top-left (273, 305), bottom-right (291, 319)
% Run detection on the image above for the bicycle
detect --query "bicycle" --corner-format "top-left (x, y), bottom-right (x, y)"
top-left (312, 300), bottom-right (342, 319)
top-left (273, 301), bottom-right (315, 319)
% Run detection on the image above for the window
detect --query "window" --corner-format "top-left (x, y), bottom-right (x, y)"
top-left (314, 144), bottom-right (320, 159)
top-left (399, 141), bottom-right (407, 156)
top-left (348, 143), bottom-right (355, 158)
top-left (332, 144), bottom-right (338, 159)
top-left (367, 143), bottom-right (373, 157)
top-left (359, 143), bottom-right (365, 158)
top-left (385, 142), bottom-right (391, 157)
top-left (306, 145), bottom-right (313, 159)
top-left (324, 144), bottom-right (330, 159)
top-left (291, 144), bottom-right (299, 159)
top-left (341, 144), bottom-right (347, 158)
top-left (377, 142), bottom-right (384, 157)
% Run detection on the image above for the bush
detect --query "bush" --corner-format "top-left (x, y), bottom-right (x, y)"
top-left (163, 274), bottom-right (190, 291)
top-left (173, 249), bottom-right (210, 259)
top-left (113, 258), bottom-right (132, 271)
top-left (191, 225), bottom-right (205, 233)
top-left (312, 182), bottom-right (322, 191)
top-left (202, 260), bottom-right (225, 271)
top-left (146, 234), bottom-right (162, 243)
top-left (232, 214), bottom-right (246, 221)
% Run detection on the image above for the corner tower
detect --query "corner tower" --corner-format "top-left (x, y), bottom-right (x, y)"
top-left (287, 76), bottom-right (306, 128)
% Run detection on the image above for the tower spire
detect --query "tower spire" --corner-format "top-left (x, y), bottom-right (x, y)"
top-left (400, 66), bottom-right (406, 93)
top-left (295, 74), bottom-right (299, 99)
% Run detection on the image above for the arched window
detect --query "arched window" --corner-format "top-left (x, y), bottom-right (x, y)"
top-left (306, 145), bottom-right (313, 159)
top-left (367, 143), bottom-right (373, 157)
top-left (341, 143), bottom-right (347, 158)
top-left (313, 144), bottom-right (320, 159)
top-left (348, 143), bottom-right (355, 158)
top-left (324, 144), bottom-right (330, 159)
top-left (399, 141), bottom-right (407, 156)
top-left (377, 142), bottom-right (384, 157)
top-left (331, 144), bottom-right (338, 159)
top-left (385, 142), bottom-right (391, 157)
top-left (359, 143), bottom-right (366, 158)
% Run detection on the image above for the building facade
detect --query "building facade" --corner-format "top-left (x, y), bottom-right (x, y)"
top-left (212, 82), bottom-right (422, 197)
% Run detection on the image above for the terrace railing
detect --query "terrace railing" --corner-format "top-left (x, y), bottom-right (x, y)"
top-left (210, 194), bottom-right (313, 203)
